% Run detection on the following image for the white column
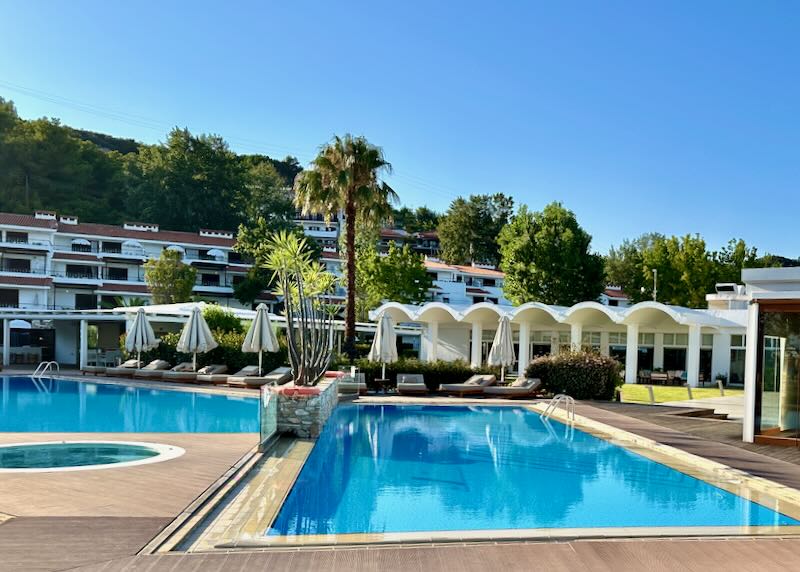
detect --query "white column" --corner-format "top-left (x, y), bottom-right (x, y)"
top-left (743, 303), bottom-right (759, 443)
top-left (427, 322), bottom-right (439, 363)
top-left (470, 322), bottom-right (482, 368)
top-left (599, 331), bottom-right (610, 357)
top-left (711, 333), bottom-right (731, 383)
top-left (550, 331), bottom-right (560, 356)
top-left (686, 324), bottom-right (702, 388)
top-left (653, 333), bottom-right (665, 370)
top-left (570, 323), bottom-right (582, 350)
top-left (518, 322), bottom-right (530, 372)
top-left (79, 320), bottom-right (89, 370)
top-left (2, 319), bottom-right (9, 367)
top-left (625, 323), bottom-right (639, 384)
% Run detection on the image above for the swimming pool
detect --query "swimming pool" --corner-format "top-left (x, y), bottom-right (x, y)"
top-left (0, 376), bottom-right (258, 433)
top-left (269, 404), bottom-right (800, 537)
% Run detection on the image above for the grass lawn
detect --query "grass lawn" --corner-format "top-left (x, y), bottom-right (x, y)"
top-left (620, 383), bottom-right (744, 404)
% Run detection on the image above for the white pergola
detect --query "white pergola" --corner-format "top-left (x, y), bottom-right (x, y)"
top-left (370, 300), bottom-right (747, 387)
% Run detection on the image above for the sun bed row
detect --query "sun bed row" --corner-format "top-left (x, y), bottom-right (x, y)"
top-left (82, 360), bottom-right (292, 388)
top-left (336, 373), bottom-right (543, 399)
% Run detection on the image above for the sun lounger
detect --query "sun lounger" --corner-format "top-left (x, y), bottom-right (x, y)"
top-left (339, 373), bottom-right (367, 395)
top-left (228, 366), bottom-right (292, 388)
top-left (483, 378), bottom-right (543, 399)
top-left (441, 374), bottom-right (496, 397)
top-left (133, 359), bottom-right (172, 379)
top-left (105, 359), bottom-right (142, 377)
top-left (193, 364), bottom-right (229, 384)
top-left (160, 362), bottom-right (197, 382)
top-left (397, 373), bottom-right (428, 395)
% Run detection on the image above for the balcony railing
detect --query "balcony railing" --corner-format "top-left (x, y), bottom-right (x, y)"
top-left (0, 265), bottom-right (45, 275)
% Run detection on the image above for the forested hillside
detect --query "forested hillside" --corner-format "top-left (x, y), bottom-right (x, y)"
top-left (0, 97), bottom-right (301, 231)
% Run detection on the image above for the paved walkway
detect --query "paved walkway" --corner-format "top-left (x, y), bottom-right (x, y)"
top-left (660, 395), bottom-right (745, 420)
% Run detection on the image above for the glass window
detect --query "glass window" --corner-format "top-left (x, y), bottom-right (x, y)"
top-left (756, 309), bottom-right (800, 441)
top-left (638, 333), bottom-right (655, 346)
top-left (731, 334), bottom-right (746, 348)
top-left (608, 332), bottom-right (627, 345)
top-left (701, 334), bottom-right (714, 347)
top-left (581, 331), bottom-right (601, 345)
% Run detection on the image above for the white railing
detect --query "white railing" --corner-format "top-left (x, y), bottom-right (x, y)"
top-left (540, 393), bottom-right (575, 422)
top-left (32, 361), bottom-right (60, 379)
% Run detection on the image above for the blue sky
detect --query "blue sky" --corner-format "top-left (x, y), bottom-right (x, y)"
top-left (1, 1), bottom-right (798, 255)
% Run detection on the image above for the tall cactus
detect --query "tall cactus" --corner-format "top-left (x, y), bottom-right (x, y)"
top-left (264, 231), bottom-right (337, 386)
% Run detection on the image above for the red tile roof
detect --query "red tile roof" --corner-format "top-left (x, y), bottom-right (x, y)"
top-left (0, 213), bottom-right (58, 229)
top-left (604, 288), bottom-right (628, 299)
top-left (466, 287), bottom-right (490, 295)
top-left (424, 260), bottom-right (505, 278)
top-left (416, 230), bottom-right (439, 239)
top-left (380, 228), bottom-right (408, 239)
top-left (0, 275), bottom-right (53, 287)
top-left (320, 251), bottom-right (341, 260)
top-left (65, 222), bottom-right (235, 247)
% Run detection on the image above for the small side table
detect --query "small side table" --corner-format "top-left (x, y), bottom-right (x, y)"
top-left (374, 378), bottom-right (391, 393)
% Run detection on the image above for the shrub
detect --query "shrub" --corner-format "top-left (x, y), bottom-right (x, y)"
top-left (202, 305), bottom-right (245, 334)
top-left (122, 329), bottom-right (288, 373)
top-left (332, 356), bottom-right (497, 391)
top-left (526, 350), bottom-right (622, 400)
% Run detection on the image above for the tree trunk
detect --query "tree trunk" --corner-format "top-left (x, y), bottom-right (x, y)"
top-left (344, 189), bottom-right (357, 360)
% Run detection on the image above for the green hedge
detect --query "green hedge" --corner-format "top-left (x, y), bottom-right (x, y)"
top-left (122, 330), bottom-right (288, 373)
top-left (525, 350), bottom-right (622, 400)
top-left (333, 357), bottom-right (497, 391)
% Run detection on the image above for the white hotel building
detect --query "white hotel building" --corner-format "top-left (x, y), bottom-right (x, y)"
top-left (0, 210), bottom-right (252, 311)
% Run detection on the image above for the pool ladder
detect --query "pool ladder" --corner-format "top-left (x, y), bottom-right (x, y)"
top-left (541, 393), bottom-right (575, 423)
top-left (32, 361), bottom-right (60, 379)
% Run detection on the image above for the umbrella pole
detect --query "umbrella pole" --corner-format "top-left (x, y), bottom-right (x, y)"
top-left (193, 353), bottom-right (197, 372)
top-left (137, 350), bottom-right (141, 367)
top-left (501, 365), bottom-right (505, 384)
top-left (382, 362), bottom-right (386, 380)
top-left (259, 351), bottom-right (263, 377)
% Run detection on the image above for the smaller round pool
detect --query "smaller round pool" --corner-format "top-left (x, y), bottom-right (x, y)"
top-left (0, 441), bottom-right (185, 473)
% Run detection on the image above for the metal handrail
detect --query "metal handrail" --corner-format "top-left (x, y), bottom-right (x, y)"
top-left (541, 393), bottom-right (576, 422)
top-left (32, 361), bottom-right (60, 379)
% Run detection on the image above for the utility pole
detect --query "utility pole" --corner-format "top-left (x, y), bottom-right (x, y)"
top-left (652, 268), bottom-right (658, 302)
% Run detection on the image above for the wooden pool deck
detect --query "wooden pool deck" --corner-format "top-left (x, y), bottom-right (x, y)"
top-left (4, 393), bottom-right (800, 570)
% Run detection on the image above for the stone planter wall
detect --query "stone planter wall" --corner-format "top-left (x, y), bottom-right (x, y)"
top-left (269, 376), bottom-right (339, 438)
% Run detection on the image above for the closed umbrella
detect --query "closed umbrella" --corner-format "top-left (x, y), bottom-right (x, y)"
top-left (368, 313), bottom-right (398, 380)
top-left (488, 315), bottom-right (515, 384)
top-left (177, 306), bottom-right (218, 371)
top-left (125, 308), bottom-right (159, 365)
top-left (241, 303), bottom-right (279, 375)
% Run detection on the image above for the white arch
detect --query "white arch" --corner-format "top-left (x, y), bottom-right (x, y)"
top-left (415, 302), bottom-right (463, 323)
top-left (510, 302), bottom-right (566, 324)
top-left (622, 301), bottom-right (690, 327)
top-left (166, 245), bottom-right (185, 254)
top-left (563, 301), bottom-right (625, 325)
top-left (370, 302), bottom-right (418, 323)
top-left (461, 302), bottom-right (511, 324)
top-left (71, 238), bottom-right (91, 246)
top-left (122, 239), bottom-right (143, 249)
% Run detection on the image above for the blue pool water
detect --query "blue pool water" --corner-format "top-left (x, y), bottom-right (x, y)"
top-left (0, 376), bottom-right (258, 433)
top-left (269, 405), bottom-right (800, 536)
top-left (0, 442), bottom-right (159, 469)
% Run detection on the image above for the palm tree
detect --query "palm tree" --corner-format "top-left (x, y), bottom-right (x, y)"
top-left (294, 135), bottom-right (397, 359)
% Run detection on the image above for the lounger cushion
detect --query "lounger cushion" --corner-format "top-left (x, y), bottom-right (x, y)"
top-left (511, 377), bottom-right (528, 387)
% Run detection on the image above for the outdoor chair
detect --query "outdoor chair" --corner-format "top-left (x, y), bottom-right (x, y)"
top-left (441, 374), bottom-right (497, 397)
top-left (483, 377), bottom-right (543, 399)
top-left (397, 373), bottom-right (428, 395)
